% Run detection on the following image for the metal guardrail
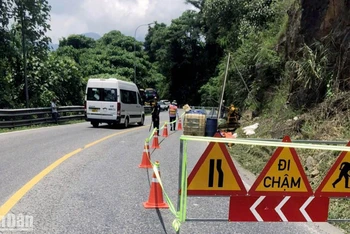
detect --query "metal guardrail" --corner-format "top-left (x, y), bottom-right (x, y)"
top-left (0, 106), bottom-right (85, 128)
top-left (0, 106), bottom-right (153, 128)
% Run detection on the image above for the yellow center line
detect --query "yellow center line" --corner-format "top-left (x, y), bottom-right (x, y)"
top-left (0, 125), bottom-right (148, 219)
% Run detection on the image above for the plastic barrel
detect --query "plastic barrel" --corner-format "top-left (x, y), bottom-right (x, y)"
top-left (205, 118), bottom-right (218, 137)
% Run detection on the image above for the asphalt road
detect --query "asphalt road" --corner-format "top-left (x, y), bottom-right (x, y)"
top-left (0, 110), bottom-right (345, 234)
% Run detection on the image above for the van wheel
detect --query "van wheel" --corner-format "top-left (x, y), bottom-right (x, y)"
top-left (138, 115), bottom-right (144, 126)
top-left (91, 121), bottom-right (99, 128)
top-left (124, 117), bottom-right (129, 128)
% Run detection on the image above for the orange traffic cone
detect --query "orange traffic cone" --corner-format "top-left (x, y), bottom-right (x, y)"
top-left (177, 117), bottom-right (183, 130)
top-left (143, 161), bottom-right (169, 209)
top-left (162, 123), bottom-right (169, 137)
top-left (139, 143), bottom-right (152, 168)
top-left (151, 132), bottom-right (160, 149)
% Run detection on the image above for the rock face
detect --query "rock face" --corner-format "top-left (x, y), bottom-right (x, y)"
top-left (302, 0), bottom-right (350, 42)
top-left (283, 0), bottom-right (350, 109)
top-left (286, 0), bottom-right (350, 59)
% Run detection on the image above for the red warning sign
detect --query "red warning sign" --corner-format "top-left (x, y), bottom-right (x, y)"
top-left (229, 196), bottom-right (329, 222)
top-left (316, 141), bottom-right (350, 197)
top-left (248, 136), bottom-right (313, 196)
top-left (187, 138), bottom-right (247, 196)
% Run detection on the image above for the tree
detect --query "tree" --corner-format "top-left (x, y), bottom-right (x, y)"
top-left (144, 22), bottom-right (168, 63)
top-left (144, 10), bottom-right (217, 104)
top-left (0, 0), bottom-right (52, 108)
top-left (13, 0), bottom-right (52, 59)
top-left (55, 29), bottom-right (164, 91)
top-left (185, 0), bottom-right (206, 10)
top-left (59, 34), bottom-right (96, 49)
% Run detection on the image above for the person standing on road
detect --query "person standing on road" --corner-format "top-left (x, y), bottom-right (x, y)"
top-left (51, 98), bottom-right (59, 124)
top-left (151, 97), bottom-right (161, 136)
top-left (168, 100), bottom-right (178, 131)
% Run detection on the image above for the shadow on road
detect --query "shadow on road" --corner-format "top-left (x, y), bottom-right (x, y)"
top-left (88, 124), bottom-right (143, 130)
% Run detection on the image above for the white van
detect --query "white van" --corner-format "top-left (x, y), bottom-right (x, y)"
top-left (84, 78), bottom-right (144, 128)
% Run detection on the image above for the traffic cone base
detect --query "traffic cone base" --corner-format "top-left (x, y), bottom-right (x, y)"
top-left (143, 193), bottom-right (169, 209)
top-left (151, 133), bottom-right (160, 149)
top-left (139, 144), bottom-right (152, 168)
top-left (143, 202), bottom-right (168, 209)
top-left (177, 118), bottom-right (183, 130)
top-left (143, 161), bottom-right (169, 209)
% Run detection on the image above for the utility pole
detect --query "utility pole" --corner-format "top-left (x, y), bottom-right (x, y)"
top-left (217, 53), bottom-right (231, 121)
top-left (133, 22), bottom-right (155, 84)
top-left (19, 1), bottom-right (29, 108)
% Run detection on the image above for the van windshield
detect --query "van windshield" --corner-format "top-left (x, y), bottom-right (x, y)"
top-left (87, 88), bottom-right (118, 101)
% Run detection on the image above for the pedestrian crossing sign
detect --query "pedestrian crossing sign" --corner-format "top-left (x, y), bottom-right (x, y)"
top-left (315, 141), bottom-right (350, 197)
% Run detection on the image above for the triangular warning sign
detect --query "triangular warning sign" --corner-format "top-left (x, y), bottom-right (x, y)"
top-left (316, 141), bottom-right (350, 197)
top-left (187, 134), bottom-right (247, 196)
top-left (248, 136), bottom-right (312, 196)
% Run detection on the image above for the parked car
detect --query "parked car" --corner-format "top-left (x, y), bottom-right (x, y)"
top-left (160, 99), bottom-right (170, 106)
top-left (158, 101), bottom-right (169, 111)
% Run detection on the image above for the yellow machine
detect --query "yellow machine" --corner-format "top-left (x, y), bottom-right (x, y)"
top-left (218, 104), bottom-right (241, 133)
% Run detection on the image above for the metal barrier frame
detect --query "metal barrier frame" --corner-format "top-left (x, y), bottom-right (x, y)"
top-left (176, 136), bottom-right (350, 233)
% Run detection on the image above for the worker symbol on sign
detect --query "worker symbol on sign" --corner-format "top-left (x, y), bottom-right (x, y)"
top-left (332, 162), bottom-right (350, 189)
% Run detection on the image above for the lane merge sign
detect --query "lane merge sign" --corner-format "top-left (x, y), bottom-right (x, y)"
top-left (248, 136), bottom-right (313, 196)
top-left (187, 139), bottom-right (247, 196)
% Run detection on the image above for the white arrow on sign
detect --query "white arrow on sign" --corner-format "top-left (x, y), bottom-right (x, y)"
top-left (249, 196), bottom-right (265, 222)
top-left (247, 196), bottom-right (318, 222)
top-left (275, 196), bottom-right (290, 222)
top-left (300, 197), bottom-right (314, 222)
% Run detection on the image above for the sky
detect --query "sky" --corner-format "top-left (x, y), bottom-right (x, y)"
top-left (47, 0), bottom-right (195, 44)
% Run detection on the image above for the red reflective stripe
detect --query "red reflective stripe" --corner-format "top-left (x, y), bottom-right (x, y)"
top-left (169, 105), bottom-right (177, 115)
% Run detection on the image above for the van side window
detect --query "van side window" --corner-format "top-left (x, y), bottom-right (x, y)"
top-left (121, 90), bottom-right (129, 103)
top-left (130, 91), bottom-right (137, 104)
top-left (137, 92), bottom-right (143, 105)
top-left (121, 90), bottom-right (137, 104)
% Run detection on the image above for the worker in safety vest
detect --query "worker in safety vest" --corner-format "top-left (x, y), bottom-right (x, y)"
top-left (168, 100), bottom-right (178, 131)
